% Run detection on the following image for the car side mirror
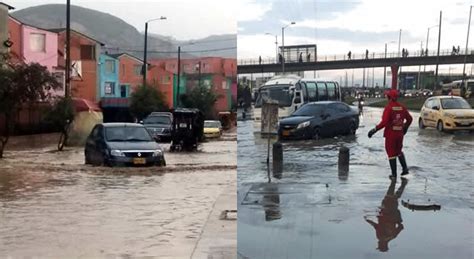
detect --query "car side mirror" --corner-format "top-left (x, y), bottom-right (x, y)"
top-left (432, 106), bottom-right (439, 110)
top-left (139, 120), bottom-right (144, 124)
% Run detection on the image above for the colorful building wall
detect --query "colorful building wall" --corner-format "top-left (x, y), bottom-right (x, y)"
top-left (21, 25), bottom-right (58, 70)
top-left (56, 30), bottom-right (102, 102)
top-left (99, 54), bottom-right (120, 98)
top-left (0, 3), bottom-right (14, 55)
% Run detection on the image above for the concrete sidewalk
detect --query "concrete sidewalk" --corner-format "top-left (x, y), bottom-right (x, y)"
top-left (191, 182), bottom-right (237, 259)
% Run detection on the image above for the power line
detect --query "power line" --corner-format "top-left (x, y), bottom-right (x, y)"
top-left (103, 46), bottom-right (236, 54)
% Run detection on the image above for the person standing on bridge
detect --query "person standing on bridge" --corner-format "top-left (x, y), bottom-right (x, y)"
top-left (368, 89), bottom-right (413, 179)
top-left (348, 51), bottom-right (352, 60)
top-left (366, 49), bottom-right (369, 59)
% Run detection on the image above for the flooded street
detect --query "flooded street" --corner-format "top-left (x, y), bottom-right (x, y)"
top-left (237, 107), bottom-right (473, 259)
top-left (0, 135), bottom-right (236, 258)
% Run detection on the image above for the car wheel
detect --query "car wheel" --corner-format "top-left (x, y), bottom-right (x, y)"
top-left (418, 118), bottom-right (426, 129)
top-left (437, 120), bottom-right (444, 132)
top-left (312, 127), bottom-right (321, 140)
top-left (348, 122), bottom-right (357, 135)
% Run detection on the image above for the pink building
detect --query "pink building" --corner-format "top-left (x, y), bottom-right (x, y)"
top-left (8, 16), bottom-right (64, 95)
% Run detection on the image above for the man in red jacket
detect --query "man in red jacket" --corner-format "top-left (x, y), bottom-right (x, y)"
top-left (368, 89), bottom-right (413, 179)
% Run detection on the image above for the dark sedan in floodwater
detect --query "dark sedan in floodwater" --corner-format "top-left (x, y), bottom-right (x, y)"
top-left (85, 123), bottom-right (166, 166)
top-left (278, 101), bottom-right (359, 140)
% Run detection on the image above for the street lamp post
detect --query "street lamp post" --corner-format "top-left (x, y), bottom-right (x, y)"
top-left (265, 32), bottom-right (278, 61)
top-left (176, 42), bottom-right (194, 107)
top-left (462, 5), bottom-right (472, 88)
top-left (435, 11), bottom-right (443, 89)
top-left (384, 41), bottom-right (397, 87)
top-left (423, 25), bottom-right (439, 89)
top-left (281, 21), bottom-right (295, 73)
top-left (143, 16), bottom-right (166, 87)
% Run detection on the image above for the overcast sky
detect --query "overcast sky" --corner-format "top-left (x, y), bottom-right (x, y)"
top-left (6, 0), bottom-right (238, 40)
top-left (237, 0), bottom-right (474, 84)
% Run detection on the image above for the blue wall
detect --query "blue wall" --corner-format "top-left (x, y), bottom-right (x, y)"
top-left (99, 54), bottom-right (120, 98)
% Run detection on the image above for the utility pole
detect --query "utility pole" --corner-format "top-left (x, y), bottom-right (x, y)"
top-left (384, 43), bottom-right (387, 87)
top-left (435, 11), bottom-right (442, 89)
top-left (142, 22), bottom-right (148, 87)
top-left (462, 5), bottom-right (472, 86)
top-left (417, 41), bottom-right (422, 89)
top-left (176, 46), bottom-right (181, 107)
top-left (281, 22), bottom-right (295, 74)
top-left (65, 0), bottom-right (71, 97)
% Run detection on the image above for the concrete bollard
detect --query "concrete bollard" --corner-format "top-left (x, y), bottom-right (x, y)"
top-left (272, 142), bottom-right (283, 179)
top-left (338, 146), bottom-right (350, 180)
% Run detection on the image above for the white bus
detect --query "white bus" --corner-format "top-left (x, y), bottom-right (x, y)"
top-left (441, 79), bottom-right (474, 98)
top-left (253, 75), bottom-right (342, 121)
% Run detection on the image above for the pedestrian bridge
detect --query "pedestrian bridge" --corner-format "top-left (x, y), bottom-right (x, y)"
top-left (237, 48), bottom-right (474, 74)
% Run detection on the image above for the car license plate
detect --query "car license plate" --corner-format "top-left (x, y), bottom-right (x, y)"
top-left (133, 158), bottom-right (146, 164)
top-left (459, 122), bottom-right (471, 126)
top-left (179, 123), bottom-right (187, 128)
top-left (282, 130), bottom-right (290, 136)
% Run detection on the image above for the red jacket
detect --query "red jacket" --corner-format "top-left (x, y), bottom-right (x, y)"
top-left (376, 101), bottom-right (412, 137)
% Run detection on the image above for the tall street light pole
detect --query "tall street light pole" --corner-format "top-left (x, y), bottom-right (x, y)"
top-left (423, 25), bottom-right (439, 89)
top-left (384, 41), bottom-right (396, 87)
top-left (281, 21), bottom-right (295, 74)
top-left (175, 42), bottom-right (194, 107)
top-left (265, 32), bottom-right (278, 61)
top-left (397, 29), bottom-right (402, 89)
top-left (462, 5), bottom-right (472, 86)
top-left (143, 16), bottom-right (166, 87)
top-left (435, 11), bottom-right (442, 89)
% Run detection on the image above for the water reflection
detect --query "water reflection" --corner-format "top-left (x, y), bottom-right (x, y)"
top-left (364, 178), bottom-right (408, 252)
top-left (261, 184), bottom-right (281, 221)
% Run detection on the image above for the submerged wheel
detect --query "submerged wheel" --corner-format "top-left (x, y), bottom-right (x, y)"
top-left (437, 120), bottom-right (444, 132)
top-left (418, 118), bottom-right (426, 129)
top-left (349, 122), bottom-right (357, 135)
top-left (312, 127), bottom-right (321, 140)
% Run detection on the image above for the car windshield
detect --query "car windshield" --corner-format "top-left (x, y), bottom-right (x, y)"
top-left (106, 126), bottom-right (153, 141)
top-left (292, 104), bottom-right (325, 116)
top-left (144, 116), bottom-right (171, 124)
top-left (204, 121), bottom-right (221, 128)
top-left (255, 85), bottom-right (293, 108)
top-left (441, 98), bottom-right (472, 109)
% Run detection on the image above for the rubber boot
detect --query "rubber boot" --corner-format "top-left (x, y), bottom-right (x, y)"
top-left (389, 158), bottom-right (397, 179)
top-left (399, 153), bottom-right (409, 176)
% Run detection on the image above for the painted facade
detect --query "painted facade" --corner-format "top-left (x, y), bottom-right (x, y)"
top-left (0, 2), bottom-right (14, 55)
top-left (99, 54), bottom-right (120, 99)
top-left (53, 29), bottom-right (103, 102)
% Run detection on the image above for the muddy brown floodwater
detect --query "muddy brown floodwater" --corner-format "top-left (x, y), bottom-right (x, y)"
top-left (0, 134), bottom-right (236, 258)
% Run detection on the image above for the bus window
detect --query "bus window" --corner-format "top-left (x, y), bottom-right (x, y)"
top-left (317, 82), bottom-right (327, 101)
top-left (306, 82), bottom-right (318, 102)
top-left (326, 82), bottom-right (336, 99)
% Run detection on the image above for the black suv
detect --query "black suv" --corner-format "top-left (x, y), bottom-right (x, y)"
top-left (142, 112), bottom-right (173, 142)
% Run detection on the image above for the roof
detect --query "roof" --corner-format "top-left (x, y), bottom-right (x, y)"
top-left (102, 123), bottom-right (144, 128)
top-left (0, 2), bottom-right (14, 10)
top-left (108, 52), bottom-right (146, 64)
top-left (47, 28), bottom-right (105, 46)
top-left (429, 95), bottom-right (464, 99)
top-left (307, 101), bottom-right (342, 105)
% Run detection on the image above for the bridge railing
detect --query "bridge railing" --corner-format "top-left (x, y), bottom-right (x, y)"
top-left (238, 48), bottom-right (473, 65)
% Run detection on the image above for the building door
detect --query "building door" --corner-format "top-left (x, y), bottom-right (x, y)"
top-left (120, 85), bottom-right (128, 98)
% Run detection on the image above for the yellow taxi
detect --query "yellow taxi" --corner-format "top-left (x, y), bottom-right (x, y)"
top-left (204, 120), bottom-right (222, 138)
top-left (419, 96), bottom-right (474, 132)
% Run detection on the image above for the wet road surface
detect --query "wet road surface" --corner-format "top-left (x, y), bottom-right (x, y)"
top-left (0, 136), bottom-right (236, 258)
top-left (237, 107), bottom-right (473, 259)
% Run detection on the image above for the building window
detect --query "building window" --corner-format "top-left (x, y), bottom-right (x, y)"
top-left (29, 33), bottom-right (46, 52)
top-left (222, 81), bottom-right (229, 89)
top-left (105, 60), bottom-right (115, 73)
top-left (80, 45), bottom-right (96, 60)
top-left (120, 84), bottom-right (128, 98)
top-left (104, 82), bottom-right (115, 95)
top-left (184, 64), bottom-right (190, 73)
top-left (134, 65), bottom-right (142, 76)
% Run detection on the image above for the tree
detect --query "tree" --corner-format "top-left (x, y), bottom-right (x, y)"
top-left (180, 84), bottom-right (220, 119)
top-left (0, 61), bottom-right (61, 158)
top-left (129, 85), bottom-right (168, 120)
top-left (44, 96), bottom-right (75, 151)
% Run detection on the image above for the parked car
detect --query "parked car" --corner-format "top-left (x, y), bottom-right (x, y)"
top-left (419, 96), bottom-right (474, 132)
top-left (204, 120), bottom-right (223, 139)
top-left (278, 101), bottom-right (359, 140)
top-left (84, 123), bottom-right (166, 166)
top-left (142, 112), bottom-right (172, 142)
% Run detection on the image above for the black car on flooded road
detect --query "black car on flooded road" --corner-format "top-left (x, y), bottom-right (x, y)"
top-left (278, 101), bottom-right (359, 140)
top-left (142, 112), bottom-right (173, 142)
top-left (85, 123), bottom-right (166, 166)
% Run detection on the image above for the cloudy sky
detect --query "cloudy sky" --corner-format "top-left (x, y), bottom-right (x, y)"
top-left (6, 0), bottom-right (238, 40)
top-left (237, 0), bottom-right (474, 84)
